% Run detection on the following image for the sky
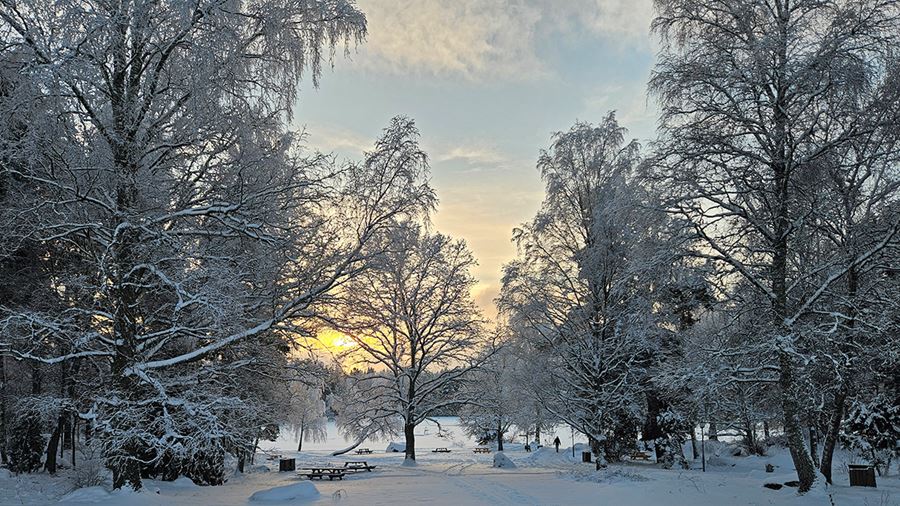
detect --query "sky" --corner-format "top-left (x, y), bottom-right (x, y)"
top-left (292, 0), bottom-right (659, 317)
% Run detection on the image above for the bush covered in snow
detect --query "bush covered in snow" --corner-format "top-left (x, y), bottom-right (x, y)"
top-left (7, 408), bottom-right (45, 473)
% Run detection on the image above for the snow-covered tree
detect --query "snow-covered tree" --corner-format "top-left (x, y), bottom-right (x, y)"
top-left (0, 0), bottom-right (440, 489)
top-left (288, 381), bottom-right (327, 452)
top-left (650, 0), bottom-right (900, 490)
top-left (329, 223), bottom-right (487, 463)
top-left (458, 346), bottom-right (523, 451)
top-left (500, 115), bottom-right (680, 465)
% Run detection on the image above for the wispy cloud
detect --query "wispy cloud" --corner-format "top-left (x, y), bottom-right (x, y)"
top-left (303, 123), bottom-right (374, 155)
top-left (436, 144), bottom-right (509, 165)
top-left (354, 0), bottom-right (655, 81)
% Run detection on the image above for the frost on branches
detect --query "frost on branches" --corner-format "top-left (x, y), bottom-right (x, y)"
top-left (0, 0), bottom-right (435, 490)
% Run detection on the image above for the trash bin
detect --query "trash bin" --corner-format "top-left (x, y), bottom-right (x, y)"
top-left (279, 458), bottom-right (296, 472)
top-left (848, 464), bottom-right (876, 487)
top-left (581, 451), bottom-right (592, 463)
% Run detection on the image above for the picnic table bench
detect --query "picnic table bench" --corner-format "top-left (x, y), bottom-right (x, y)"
top-left (344, 461), bottom-right (377, 472)
top-left (473, 447), bottom-right (491, 454)
top-left (432, 447), bottom-right (451, 453)
top-left (355, 448), bottom-right (373, 455)
top-left (629, 451), bottom-right (652, 461)
top-left (301, 467), bottom-right (347, 480)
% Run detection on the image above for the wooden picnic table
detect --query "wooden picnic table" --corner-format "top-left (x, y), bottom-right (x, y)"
top-left (432, 447), bottom-right (451, 453)
top-left (344, 461), bottom-right (377, 472)
top-left (355, 448), bottom-right (373, 455)
top-left (300, 467), bottom-right (347, 480)
top-left (629, 451), bottom-right (651, 461)
top-left (473, 447), bottom-right (491, 454)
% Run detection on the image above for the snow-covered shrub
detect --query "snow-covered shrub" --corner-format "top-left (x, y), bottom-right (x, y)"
top-left (842, 394), bottom-right (900, 476)
top-left (654, 409), bottom-right (690, 469)
top-left (72, 443), bottom-right (107, 489)
top-left (7, 407), bottom-right (45, 473)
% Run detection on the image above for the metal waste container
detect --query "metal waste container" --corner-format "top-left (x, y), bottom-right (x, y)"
top-left (848, 464), bottom-right (876, 487)
top-left (581, 451), bottom-right (592, 463)
top-left (279, 458), bottom-right (296, 472)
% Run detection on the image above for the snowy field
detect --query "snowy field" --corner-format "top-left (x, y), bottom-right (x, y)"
top-left (1, 417), bottom-right (896, 506)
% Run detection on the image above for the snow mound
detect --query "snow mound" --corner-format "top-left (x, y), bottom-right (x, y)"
top-left (493, 451), bottom-right (517, 469)
top-left (402, 458), bottom-right (418, 467)
top-left (570, 468), bottom-right (650, 484)
top-left (0, 468), bottom-right (12, 479)
top-left (170, 476), bottom-right (198, 488)
top-left (521, 444), bottom-right (586, 466)
top-left (58, 486), bottom-right (112, 503)
top-left (248, 482), bottom-right (320, 503)
top-left (385, 442), bottom-right (405, 453)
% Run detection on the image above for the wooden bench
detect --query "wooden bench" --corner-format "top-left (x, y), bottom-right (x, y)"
top-left (432, 447), bottom-right (451, 453)
top-left (629, 451), bottom-right (651, 461)
top-left (355, 448), bottom-right (373, 455)
top-left (301, 467), bottom-right (347, 480)
top-left (344, 461), bottom-right (377, 472)
top-left (473, 447), bottom-right (491, 454)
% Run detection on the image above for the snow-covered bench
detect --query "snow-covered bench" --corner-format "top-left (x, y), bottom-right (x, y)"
top-left (432, 448), bottom-right (451, 453)
top-left (473, 447), bottom-right (491, 454)
top-left (344, 461), bottom-right (376, 472)
top-left (301, 467), bottom-right (347, 480)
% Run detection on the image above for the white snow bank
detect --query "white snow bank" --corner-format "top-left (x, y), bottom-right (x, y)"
top-left (0, 468), bottom-right (11, 480)
top-left (170, 477), bottom-right (198, 488)
top-left (248, 482), bottom-right (320, 503)
top-left (385, 442), bottom-right (405, 453)
top-left (58, 486), bottom-right (112, 503)
top-left (569, 468), bottom-right (650, 484)
top-left (493, 452), bottom-right (517, 469)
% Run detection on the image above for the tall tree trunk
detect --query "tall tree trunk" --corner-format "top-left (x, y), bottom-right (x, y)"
top-left (708, 422), bottom-right (718, 441)
top-left (403, 421), bottom-right (416, 462)
top-left (820, 266), bottom-right (857, 483)
top-left (0, 356), bottom-right (6, 464)
top-left (297, 425), bottom-right (304, 452)
top-left (808, 425), bottom-right (819, 466)
top-left (763, 420), bottom-right (771, 441)
top-left (769, 3), bottom-right (816, 492)
top-left (71, 418), bottom-right (77, 467)
top-left (819, 386), bottom-right (847, 484)
top-left (44, 416), bottom-right (64, 473)
top-left (690, 424), bottom-right (698, 460)
top-left (644, 392), bottom-right (666, 460)
top-left (497, 420), bottom-right (504, 451)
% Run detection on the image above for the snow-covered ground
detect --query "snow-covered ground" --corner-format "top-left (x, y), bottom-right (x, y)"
top-left (1, 417), bottom-right (896, 505)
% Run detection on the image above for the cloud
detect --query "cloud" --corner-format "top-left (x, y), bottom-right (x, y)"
top-left (303, 123), bottom-right (373, 155)
top-left (354, 0), bottom-right (655, 81)
top-left (436, 144), bottom-right (509, 166)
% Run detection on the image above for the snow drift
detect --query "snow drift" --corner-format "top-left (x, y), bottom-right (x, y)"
top-left (248, 482), bottom-right (320, 503)
top-left (493, 451), bottom-right (517, 469)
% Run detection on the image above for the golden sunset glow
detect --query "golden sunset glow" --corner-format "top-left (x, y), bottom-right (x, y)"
top-left (315, 329), bottom-right (358, 352)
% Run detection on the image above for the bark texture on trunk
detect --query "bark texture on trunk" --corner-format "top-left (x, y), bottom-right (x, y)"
top-left (44, 417), bottom-right (63, 473)
top-left (404, 422), bottom-right (416, 462)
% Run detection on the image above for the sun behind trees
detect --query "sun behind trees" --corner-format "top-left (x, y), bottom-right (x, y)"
top-left (0, 0), bottom-right (438, 490)
top-left (1, 0), bottom-right (899, 501)
top-left (326, 219), bottom-right (489, 464)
